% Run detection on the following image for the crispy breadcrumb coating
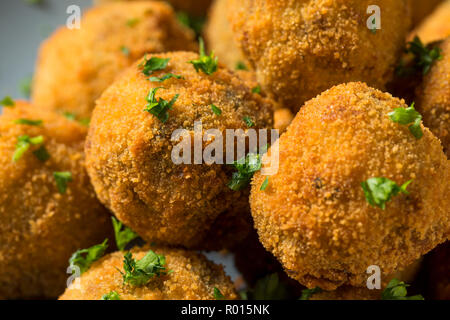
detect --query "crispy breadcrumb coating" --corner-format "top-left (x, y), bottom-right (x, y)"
top-left (274, 108), bottom-right (294, 134)
top-left (415, 37), bottom-right (450, 157)
top-left (0, 101), bottom-right (112, 299)
top-left (410, 0), bottom-right (450, 44)
top-left (204, 0), bottom-right (247, 71)
top-left (85, 51), bottom-right (275, 250)
top-left (228, 0), bottom-right (412, 112)
top-left (250, 82), bottom-right (450, 290)
top-left (59, 246), bottom-right (237, 300)
top-left (32, 2), bottom-right (197, 118)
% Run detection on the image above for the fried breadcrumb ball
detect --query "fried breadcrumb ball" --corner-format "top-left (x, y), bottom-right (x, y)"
top-left (94, 0), bottom-right (213, 17)
top-left (32, 2), bottom-right (197, 119)
top-left (228, 0), bottom-right (412, 112)
top-left (204, 0), bottom-right (247, 71)
top-left (415, 37), bottom-right (450, 156)
top-left (410, 0), bottom-right (443, 28)
top-left (0, 101), bottom-right (112, 299)
top-left (250, 82), bottom-right (450, 290)
top-left (59, 246), bottom-right (237, 300)
top-left (410, 0), bottom-right (450, 44)
top-left (85, 51), bottom-right (275, 250)
top-left (274, 108), bottom-right (294, 134)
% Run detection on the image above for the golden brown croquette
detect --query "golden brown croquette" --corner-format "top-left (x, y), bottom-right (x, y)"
top-left (59, 246), bottom-right (237, 300)
top-left (410, 0), bottom-right (443, 28)
top-left (32, 1), bottom-right (197, 119)
top-left (228, 0), bottom-right (412, 112)
top-left (250, 82), bottom-right (450, 290)
top-left (410, 0), bottom-right (450, 44)
top-left (0, 101), bottom-right (112, 299)
top-left (415, 37), bottom-right (450, 157)
top-left (274, 108), bottom-right (294, 134)
top-left (85, 51), bottom-right (275, 250)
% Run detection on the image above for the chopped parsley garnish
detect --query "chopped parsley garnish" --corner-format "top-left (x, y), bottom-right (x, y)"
top-left (112, 216), bottom-right (139, 251)
top-left (126, 18), bottom-right (140, 27)
top-left (120, 250), bottom-right (168, 286)
top-left (53, 171), bottom-right (73, 194)
top-left (12, 135), bottom-right (44, 162)
top-left (227, 153), bottom-right (262, 191)
top-left (211, 104), bottom-right (222, 116)
top-left (101, 291), bottom-right (120, 300)
top-left (149, 73), bottom-right (184, 83)
top-left (189, 38), bottom-right (218, 75)
top-left (381, 279), bottom-right (424, 300)
top-left (144, 88), bottom-right (179, 123)
top-left (243, 116), bottom-right (255, 128)
top-left (140, 56), bottom-right (170, 76)
top-left (260, 177), bottom-right (269, 191)
top-left (13, 119), bottom-right (43, 126)
top-left (20, 76), bottom-right (32, 98)
top-left (252, 85), bottom-right (261, 94)
top-left (300, 287), bottom-right (322, 300)
top-left (176, 11), bottom-right (205, 37)
top-left (361, 177), bottom-right (412, 210)
top-left (69, 239), bottom-right (108, 275)
top-left (245, 273), bottom-right (290, 300)
top-left (388, 103), bottom-right (423, 139)
top-left (213, 287), bottom-right (225, 300)
top-left (235, 61), bottom-right (247, 70)
top-left (1, 96), bottom-right (15, 108)
top-left (63, 112), bottom-right (90, 127)
top-left (33, 145), bottom-right (50, 162)
top-left (120, 46), bottom-right (130, 57)
top-left (397, 37), bottom-right (442, 76)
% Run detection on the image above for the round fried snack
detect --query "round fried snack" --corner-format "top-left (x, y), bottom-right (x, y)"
top-left (228, 0), bottom-right (412, 112)
top-left (415, 37), bottom-right (450, 156)
top-left (204, 0), bottom-right (247, 71)
top-left (410, 0), bottom-right (443, 28)
top-left (274, 108), bottom-right (294, 134)
top-left (250, 82), bottom-right (450, 290)
top-left (32, 1), bottom-right (197, 119)
top-left (85, 51), bottom-right (275, 250)
top-left (410, 0), bottom-right (450, 44)
top-left (94, 0), bottom-right (213, 17)
top-left (59, 246), bottom-right (237, 300)
top-left (0, 101), bottom-right (112, 299)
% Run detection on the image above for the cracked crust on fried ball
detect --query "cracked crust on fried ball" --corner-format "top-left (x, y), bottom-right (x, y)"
top-left (32, 1), bottom-right (197, 119)
top-left (228, 0), bottom-right (412, 112)
top-left (85, 51), bottom-right (275, 250)
top-left (0, 101), bottom-right (112, 299)
top-left (415, 37), bottom-right (450, 157)
top-left (59, 246), bottom-right (237, 300)
top-left (250, 82), bottom-right (450, 290)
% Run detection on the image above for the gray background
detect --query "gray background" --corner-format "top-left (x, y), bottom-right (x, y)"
top-left (0, 0), bottom-right (239, 282)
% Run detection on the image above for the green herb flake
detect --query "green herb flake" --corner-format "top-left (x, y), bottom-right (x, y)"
top-left (20, 76), bottom-right (33, 98)
top-left (140, 56), bottom-right (170, 76)
top-left (249, 273), bottom-right (290, 300)
top-left (126, 18), bottom-right (140, 27)
top-left (53, 171), bottom-right (73, 194)
top-left (13, 119), bottom-right (43, 126)
top-left (388, 103), bottom-right (423, 139)
top-left (144, 87), bottom-right (179, 123)
top-left (120, 46), bottom-right (130, 57)
top-left (32, 145), bottom-right (50, 162)
top-left (1, 96), bottom-right (15, 108)
top-left (120, 250), bottom-right (168, 287)
top-left (381, 279), bottom-right (424, 300)
top-left (176, 11), bottom-right (205, 37)
top-left (214, 287), bottom-right (225, 300)
top-left (235, 61), bottom-right (247, 70)
top-left (101, 291), bottom-right (120, 300)
top-left (404, 36), bottom-right (442, 75)
top-left (361, 177), bottom-right (412, 210)
top-left (260, 177), bottom-right (269, 191)
top-left (149, 73), bottom-right (184, 83)
top-left (69, 239), bottom-right (108, 275)
top-left (300, 287), bottom-right (322, 300)
top-left (243, 116), bottom-right (255, 128)
top-left (112, 217), bottom-right (139, 251)
top-left (12, 135), bottom-right (44, 162)
top-left (189, 38), bottom-right (218, 76)
top-left (227, 153), bottom-right (262, 191)
top-left (252, 85), bottom-right (261, 94)
top-left (210, 104), bottom-right (222, 116)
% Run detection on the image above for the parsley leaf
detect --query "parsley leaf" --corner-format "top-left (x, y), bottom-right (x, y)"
top-left (120, 46), bottom-right (130, 57)
top-left (249, 273), bottom-right (290, 300)
top-left (243, 116), bottom-right (255, 128)
top-left (214, 287), bottom-right (225, 300)
top-left (140, 56), bottom-right (170, 76)
top-left (388, 103), bottom-right (423, 139)
top-left (211, 104), bottom-right (222, 116)
top-left (69, 239), bottom-right (108, 275)
top-left (381, 279), bottom-right (424, 300)
top-left (120, 250), bottom-right (168, 287)
top-left (32, 145), bottom-right (50, 162)
top-left (53, 171), bottom-right (73, 194)
top-left (252, 85), bottom-right (261, 94)
top-left (300, 287), bottom-right (322, 300)
top-left (101, 291), bottom-right (120, 300)
top-left (112, 216), bottom-right (139, 251)
top-left (399, 37), bottom-right (442, 76)
top-left (1, 96), bottom-right (15, 108)
top-left (149, 73), bottom-right (183, 83)
top-left (12, 135), bottom-right (44, 162)
top-left (227, 153), bottom-right (262, 191)
top-left (361, 177), bottom-right (412, 210)
top-left (144, 87), bottom-right (179, 123)
top-left (260, 177), bottom-right (269, 191)
top-left (189, 38), bottom-right (218, 75)
top-left (236, 61), bottom-right (247, 70)
top-left (176, 11), bottom-right (205, 37)
top-left (13, 119), bottom-right (43, 126)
